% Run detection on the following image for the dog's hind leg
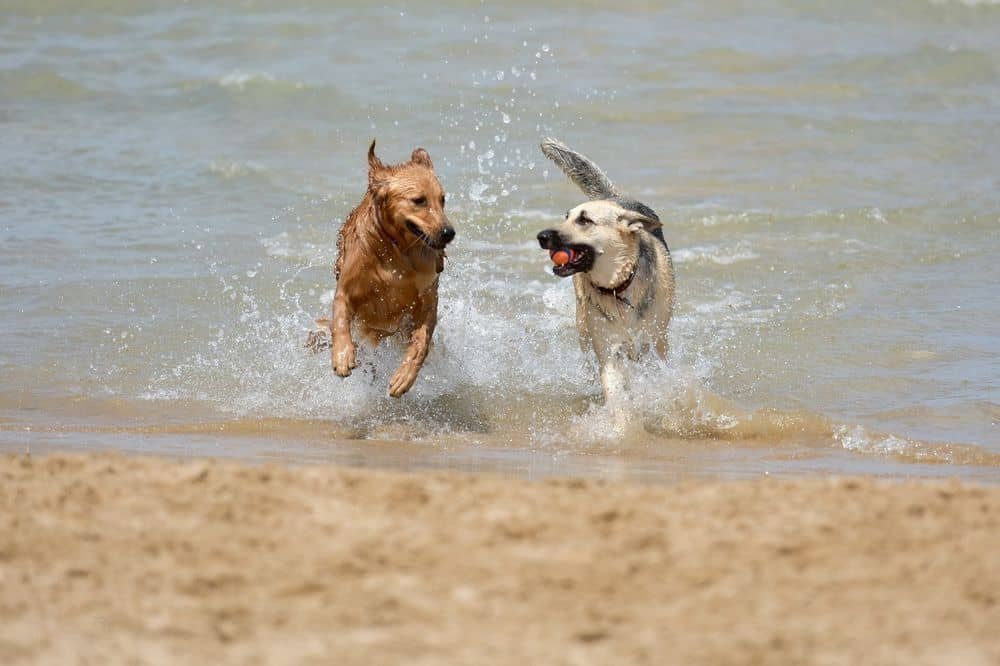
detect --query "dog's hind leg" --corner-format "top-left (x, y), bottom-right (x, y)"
top-left (304, 318), bottom-right (332, 353)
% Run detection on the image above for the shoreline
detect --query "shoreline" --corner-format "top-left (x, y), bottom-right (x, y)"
top-left (2, 452), bottom-right (998, 664)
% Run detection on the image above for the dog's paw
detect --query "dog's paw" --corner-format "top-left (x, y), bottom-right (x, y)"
top-left (387, 361), bottom-right (419, 398)
top-left (332, 343), bottom-right (357, 377)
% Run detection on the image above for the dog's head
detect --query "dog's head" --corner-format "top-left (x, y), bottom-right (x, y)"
top-left (537, 200), bottom-right (660, 282)
top-left (367, 140), bottom-right (455, 250)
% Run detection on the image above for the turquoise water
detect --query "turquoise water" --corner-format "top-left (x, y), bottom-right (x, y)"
top-left (1, 1), bottom-right (998, 481)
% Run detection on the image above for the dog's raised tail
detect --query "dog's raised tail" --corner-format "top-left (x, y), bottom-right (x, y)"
top-left (540, 137), bottom-right (620, 200)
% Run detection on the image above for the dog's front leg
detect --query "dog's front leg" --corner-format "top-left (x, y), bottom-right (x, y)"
top-left (600, 356), bottom-right (629, 403)
top-left (593, 333), bottom-right (634, 403)
top-left (388, 293), bottom-right (437, 398)
top-left (330, 290), bottom-right (357, 377)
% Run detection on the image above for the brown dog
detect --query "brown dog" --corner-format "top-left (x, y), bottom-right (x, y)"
top-left (309, 140), bottom-right (455, 397)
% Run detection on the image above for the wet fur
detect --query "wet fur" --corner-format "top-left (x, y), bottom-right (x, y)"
top-left (308, 140), bottom-right (454, 398)
top-left (538, 139), bottom-right (675, 400)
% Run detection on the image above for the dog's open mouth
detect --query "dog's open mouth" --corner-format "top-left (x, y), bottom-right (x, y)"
top-left (406, 220), bottom-right (444, 250)
top-left (549, 244), bottom-right (595, 277)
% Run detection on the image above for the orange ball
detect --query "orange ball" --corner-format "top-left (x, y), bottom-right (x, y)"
top-left (551, 249), bottom-right (573, 266)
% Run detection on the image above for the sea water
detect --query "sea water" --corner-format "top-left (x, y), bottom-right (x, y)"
top-left (1, 1), bottom-right (998, 481)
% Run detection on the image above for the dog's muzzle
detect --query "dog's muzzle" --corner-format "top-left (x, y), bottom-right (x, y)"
top-left (408, 221), bottom-right (455, 250)
top-left (537, 229), bottom-right (595, 277)
top-left (536, 229), bottom-right (559, 249)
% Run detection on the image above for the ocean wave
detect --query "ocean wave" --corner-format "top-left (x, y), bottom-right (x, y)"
top-left (691, 47), bottom-right (796, 76)
top-left (509, 207), bottom-right (561, 222)
top-left (682, 211), bottom-right (774, 227)
top-left (671, 242), bottom-right (759, 265)
top-left (206, 159), bottom-right (270, 181)
top-left (171, 70), bottom-right (350, 110)
top-left (0, 67), bottom-right (93, 101)
top-left (824, 44), bottom-right (996, 87)
top-left (834, 424), bottom-right (1000, 467)
top-left (132, 254), bottom-right (1000, 472)
top-left (218, 70), bottom-right (296, 92)
top-left (260, 232), bottom-right (336, 264)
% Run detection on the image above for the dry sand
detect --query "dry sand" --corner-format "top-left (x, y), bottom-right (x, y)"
top-left (1, 453), bottom-right (998, 665)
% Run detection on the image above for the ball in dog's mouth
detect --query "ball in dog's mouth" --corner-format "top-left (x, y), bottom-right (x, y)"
top-left (549, 245), bottom-right (594, 277)
top-left (550, 248), bottom-right (575, 266)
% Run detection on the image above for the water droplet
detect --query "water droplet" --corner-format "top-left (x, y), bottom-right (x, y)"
top-left (501, 112), bottom-right (510, 124)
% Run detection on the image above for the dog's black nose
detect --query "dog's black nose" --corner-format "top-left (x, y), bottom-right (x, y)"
top-left (440, 226), bottom-right (455, 245)
top-left (537, 229), bottom-right (558, 249)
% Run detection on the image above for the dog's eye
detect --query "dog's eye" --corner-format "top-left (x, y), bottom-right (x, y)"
top-left (411, 196), bottom-right (427, 206)
top-left (575, 215), bottom-right (593, 226)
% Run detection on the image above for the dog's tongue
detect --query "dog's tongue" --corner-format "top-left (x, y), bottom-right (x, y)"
top-left (550, 248), bottom-right (575, 266)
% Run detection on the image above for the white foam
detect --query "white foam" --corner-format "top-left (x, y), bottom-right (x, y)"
top-left (260, 232), bottom-right (292, 257)
top-left (508, 207), bottom-right (561, 222)
top-left (672, 242), bottom-right (759, 265)
top-left (260, 232), bottom-right (335, 265)
top-left (218, 70), bottom-right (276, 91)
top-left (835, 425), bottom-right (919, 458)
top-left (685, 211), bottom-right (761, 227)
top-left (207, 160), bottom-right (268, 180)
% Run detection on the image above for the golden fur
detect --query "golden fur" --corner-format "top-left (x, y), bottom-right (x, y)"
top-left (310, 140), bottom-right (454, 397)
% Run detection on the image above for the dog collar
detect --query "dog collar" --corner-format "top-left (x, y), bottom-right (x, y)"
top-left (593, 264), bottom-right (636, 299)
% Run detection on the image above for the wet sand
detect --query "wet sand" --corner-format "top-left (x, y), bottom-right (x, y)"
top-left (2, 453), bottom-right (998, 665)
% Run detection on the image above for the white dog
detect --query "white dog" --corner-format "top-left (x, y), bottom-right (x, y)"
top-left (536, 138), bottom-right (675, 400)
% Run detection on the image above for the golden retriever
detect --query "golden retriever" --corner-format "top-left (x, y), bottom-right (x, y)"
top-left (308, 140), bottom-right (454, 397)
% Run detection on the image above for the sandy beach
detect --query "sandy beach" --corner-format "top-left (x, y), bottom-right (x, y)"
top-left (4, 2), bottom-right (999, 663)
top-left (1, 453), bottom-right (997, 665)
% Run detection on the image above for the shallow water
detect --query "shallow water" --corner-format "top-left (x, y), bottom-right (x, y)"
top-left (1, 1), bottom-right (998, 482)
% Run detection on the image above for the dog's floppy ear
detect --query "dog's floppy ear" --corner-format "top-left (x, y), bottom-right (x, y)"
top-left (367, 139), bottom-right (385, 186)
top-left (618, 209), bottom-right (662, 233)
top-left (411, 147), bottom-right (433, 169)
